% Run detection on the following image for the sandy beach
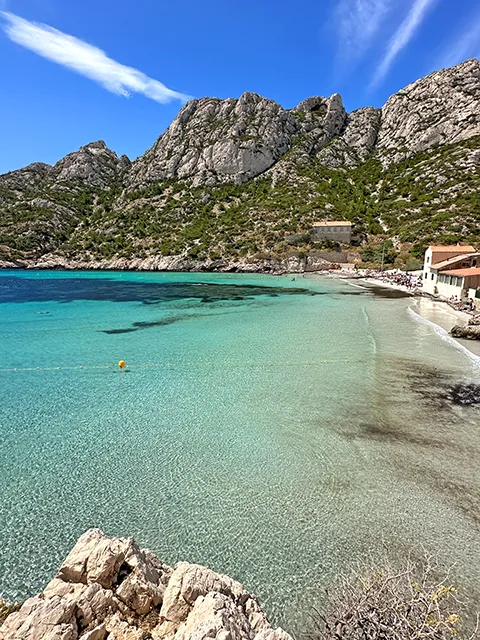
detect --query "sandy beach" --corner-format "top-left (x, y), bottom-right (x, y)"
top-left (354, 275), bottom-right (480, 359)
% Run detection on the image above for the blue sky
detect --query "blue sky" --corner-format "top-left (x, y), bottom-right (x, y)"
top-left (1, 0), bottom-right (479, 174)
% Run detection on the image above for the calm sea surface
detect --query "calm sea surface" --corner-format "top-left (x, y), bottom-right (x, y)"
top-left (0, 270), bottom-right (479, 630)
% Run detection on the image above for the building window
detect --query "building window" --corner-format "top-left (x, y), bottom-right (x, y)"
top-left (424, 272), bottom-right (427, 279)
top-left (431, 273), bottom-right (434, 280)
top-left (426, 256), bottom-right (430, 264)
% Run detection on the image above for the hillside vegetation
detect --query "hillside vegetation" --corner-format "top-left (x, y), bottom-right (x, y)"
top-left (0, 60), bottom-right (479, 268)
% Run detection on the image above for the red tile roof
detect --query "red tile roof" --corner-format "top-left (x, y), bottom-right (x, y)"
top-left (429, 245), bottom-right (475, 252)
top-left (444, 267), bottom-right (480, 277)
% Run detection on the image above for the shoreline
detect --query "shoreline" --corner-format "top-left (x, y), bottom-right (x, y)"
top-left (352, 275), bottom-right (480, 358)
top-left (0, 254), bottom-right (334, 275)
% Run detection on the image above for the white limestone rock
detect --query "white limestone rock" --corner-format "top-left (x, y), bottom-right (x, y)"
top-left (377, 59), bottom-right (480, 161)
top-left (0, 530), bottom-right (293, 640)
top-left (127, 91), bottom-right (353, 189)
top-left (51, 141), bottom-right (131, 190)
top-left (127, 92), bottom-right (300, 188)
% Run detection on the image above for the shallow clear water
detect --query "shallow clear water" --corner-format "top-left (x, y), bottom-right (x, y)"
top-left (0, 271), bottom-right (479, 631)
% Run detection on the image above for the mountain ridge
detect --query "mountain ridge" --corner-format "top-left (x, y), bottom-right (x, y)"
top-left (1, 59), bottom-right (479, 269)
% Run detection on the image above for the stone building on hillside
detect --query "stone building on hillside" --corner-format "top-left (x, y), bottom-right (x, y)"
top-left (422, 245), bottom-right (480, 298)
top-left (312, 221), bottom-right (352, 244)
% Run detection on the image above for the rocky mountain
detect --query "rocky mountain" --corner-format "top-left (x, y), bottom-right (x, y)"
top-left (2, 141), bottom-right (129, 193)
top-left (0, 528), bottom-right (292, 640)
top-left (127, 92), bottom-right (349, 188)
top-left (0, 59), bottom-right (479, 269)
top-left (51, 140), bottom-right (131, 189)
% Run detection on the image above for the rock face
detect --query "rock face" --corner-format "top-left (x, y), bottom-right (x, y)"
top-left (378, 59), bottom-right (480, 160)
top-left (0, 162), bottom-right (52, 193)
top-left (0, 529), bottom-right (291, 640)
top-left (127, 92), bottom-right (355, 189)
top-left (127, 59), bottom-right (479, 189)
top-left (451, 320), bottom-right (480, 340)
top-left (316, 107), bottom-right (381, 168)
top-left (128, 92), bottom-right (300, 188)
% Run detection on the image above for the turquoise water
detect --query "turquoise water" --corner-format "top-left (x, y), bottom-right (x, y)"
top-left (0, 270), bottom-right (479, 630)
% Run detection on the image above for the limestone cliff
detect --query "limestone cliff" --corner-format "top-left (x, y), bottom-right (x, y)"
top-left (378, 58), bottom-right (480, 160)
top-left (0, 529), bottom-right (291, 640)
top-left (127, 59), bottom-right (479, 190)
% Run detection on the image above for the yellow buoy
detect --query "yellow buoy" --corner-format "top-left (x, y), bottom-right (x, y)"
top-left (118, 360), bottom-right (126, 370)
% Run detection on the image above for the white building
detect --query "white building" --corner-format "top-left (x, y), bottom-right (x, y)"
top-left (422, 245), bottom-right (479, 298)
top-left (436, 267), bottom-right (480, 301)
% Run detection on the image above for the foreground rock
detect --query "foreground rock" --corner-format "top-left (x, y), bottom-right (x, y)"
top-left (451, 320), bottom-right (480, 340)
top-left (0, 529), bottom-right (291, 640)
top-left (447, 383), bottom-right (480, 406)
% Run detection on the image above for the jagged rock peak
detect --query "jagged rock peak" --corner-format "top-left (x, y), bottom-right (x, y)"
top-left (81, 140), bottom-right (109, 152)
top-left (0, 528), bottom-right (292, 640)
top-left (293, 96), bottom-right (327, 113)
top-left (292, 93), bottom-right (343, 115)
top-left (128, 91), bottom-right (299, 188)
top-left (52, 141), bottom-right (131, 189)
top-left (127, 92), bottom-right (352, 189)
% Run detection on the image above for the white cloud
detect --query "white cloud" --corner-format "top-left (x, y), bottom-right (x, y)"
top-left (335, 0), bottom-right (392, 58)
top-left (436, 10), bottom-right (480, 69)
top-left (1, 11), bottom-right (190, 104)
top-left (370, 0), bottom-right (437, 87)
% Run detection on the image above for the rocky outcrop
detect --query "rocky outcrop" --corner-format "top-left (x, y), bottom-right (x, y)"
top-left (378, 59), bottom-right (480, 161)
top-left (0, 142), bottom-right (130, 197)
top-left (451, 317), bottom-right (480, 340)
top-left (51, 141), bottom-right (131, 190)
top-left (316, 107), bottom-right (381, 168)
top-left (0, 162), bottom-right (52, 193)
top-left (126, 92), bottom-right (352, 189)
top-left (128, 93), bottom-right (299, 188)
top-left (0, 529), bottom-right (292, 640)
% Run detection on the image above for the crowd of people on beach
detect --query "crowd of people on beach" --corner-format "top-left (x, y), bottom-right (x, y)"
top-left (447, 295), bottom-right (477, 312)
top-left (356, 268), bottom-right (423, 290)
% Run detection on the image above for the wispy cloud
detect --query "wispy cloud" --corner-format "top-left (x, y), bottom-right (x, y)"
top-left (335, 0), bottom-right (392, 59)
top-left (436, 9), bottom-right (480, 69)
top-left (370, 0), bottom-right (437, 87)
top-left (1, 11), bottom-right (190, 104)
